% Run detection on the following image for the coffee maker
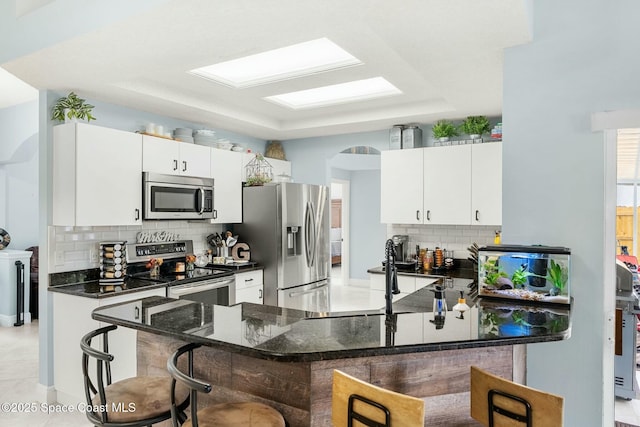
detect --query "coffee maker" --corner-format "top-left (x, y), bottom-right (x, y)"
top-left (391, 235), bottom-right (409, 262)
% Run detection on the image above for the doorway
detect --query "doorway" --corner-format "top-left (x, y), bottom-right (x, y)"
top-left (330, 179), bottom-right (349, 286)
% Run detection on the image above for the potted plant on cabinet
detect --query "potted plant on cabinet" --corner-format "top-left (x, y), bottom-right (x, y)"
top-left (431, 119), bottom-right (459, 142)
top-left (459, 115), bottom-right (491, 140)
top-left (51, 92), bottom-right (96, 123)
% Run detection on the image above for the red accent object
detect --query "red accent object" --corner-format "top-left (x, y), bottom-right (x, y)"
top-left (617, 254), bottom-right (639, 265)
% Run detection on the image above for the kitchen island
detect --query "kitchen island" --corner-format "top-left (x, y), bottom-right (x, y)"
top-left (92, 280), bottom-right (570, 426)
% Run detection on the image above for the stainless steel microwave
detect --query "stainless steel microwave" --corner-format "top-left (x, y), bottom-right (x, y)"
top-left (143, 172), bottom-right (214, 220)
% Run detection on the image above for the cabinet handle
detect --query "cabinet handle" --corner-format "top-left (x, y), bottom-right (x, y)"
top-left (245, 278), bottom-right (254, 283)
top-left (258, 289), bottom-right (263, 299)
top-left (427, 210), bottom-right (431, 221)
top-left (134, 306), bottom-right (140, 320)
top-left (475, 210), bottom-right (480, 221)
top-left (134, 209), bottom-right (140, 221)
top-left (182, 161), bottom-right (187, 172)
top-left (173, 159), bottom-right (178, 171)
top-left (416, 210), bottom-right (420, 221)
top-left (213, 209), bottom-right (218, 219)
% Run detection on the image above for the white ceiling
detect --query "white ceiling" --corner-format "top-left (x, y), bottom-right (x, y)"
top-left (2, 0), bottom-right (532, 140)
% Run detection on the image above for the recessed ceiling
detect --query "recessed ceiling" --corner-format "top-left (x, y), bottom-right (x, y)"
top-left (1, 0), bottom-right (532, 140)
top-left (0, 67), bottom-right (37, 109)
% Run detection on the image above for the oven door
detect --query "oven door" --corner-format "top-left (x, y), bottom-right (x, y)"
top-left (143, 172), bottom-right (214, 220)
top-left (167, 276), bottom-right (235, 306)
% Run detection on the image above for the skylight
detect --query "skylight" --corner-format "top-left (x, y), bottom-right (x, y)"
top-left (263, 77), bottom-right (402, 110)
top-left (189, 38), bottom-right (362, 88)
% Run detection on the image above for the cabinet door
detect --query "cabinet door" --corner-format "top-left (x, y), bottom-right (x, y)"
top-left (236, 286), bottom-right (263, 304)
top-left (179, 143), bottom-right (212, 177)
top-left (380, 149), bottom-right (423, 224)
top-left (235, 270), bottom-right (264, 304)
top-left (269, 158), bottom-right (292, 178)
top-left (142, 135), bottom-right (180, 174)
top-left (211, 149), bottom-right (243, 223)
top-left (471, 142), bottom-right (502, 225)
top-left (75, 124), bottom-right (142, 226)
top-left (423, 145), bottom-right (472, 225)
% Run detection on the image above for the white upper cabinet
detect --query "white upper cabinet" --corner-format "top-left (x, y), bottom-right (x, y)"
top-left (210, 148), bottom-right (243, 223)
top-left (380, 148), bottom-right (423, 224)
top-left (380, 143), bottom-right (502, 226)
top-left (471, 142), bottom-right (502, 225)
top-left (423, 144), bottom-right (472, 225)
top-left (142, 135), bottom-right (211, 178)
top-left (52, 123), bottom-right (143, 226)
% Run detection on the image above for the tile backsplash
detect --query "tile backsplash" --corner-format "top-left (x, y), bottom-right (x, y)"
top-left (387, 224), bottom-right (500, 259)
top-left (48, 221), bottom-right (226, 273)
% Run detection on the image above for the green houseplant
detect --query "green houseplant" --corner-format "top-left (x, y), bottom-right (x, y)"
top-left (51, 92), bottom-right (96, 123)
top-left (431, 119), bottom-right (459, 140)
top-left (459, 115), bottom-right (490, 138)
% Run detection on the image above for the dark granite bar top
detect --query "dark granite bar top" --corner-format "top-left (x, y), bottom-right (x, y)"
top-left (92, 280), bottom-right (571, 362)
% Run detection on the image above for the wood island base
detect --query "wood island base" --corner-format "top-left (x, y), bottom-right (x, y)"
top-left (137, 331), bottom-right (523, 426)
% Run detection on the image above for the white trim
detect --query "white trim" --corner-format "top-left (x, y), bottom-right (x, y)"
top-left (592, 109), bottom-right (640, 131)
top-left (603, 128), bottom-right (617, 424)
top-left (0, 313), bottom-right (31, 327)
top-left (36, 384), bottom-right (57, 404)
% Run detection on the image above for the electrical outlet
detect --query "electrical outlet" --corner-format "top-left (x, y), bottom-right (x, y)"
top-left (89, 249), bottom-right (98, 263)
top-left (55, 251), bottom-right (64, 266)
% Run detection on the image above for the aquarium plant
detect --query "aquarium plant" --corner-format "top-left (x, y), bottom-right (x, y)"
top-left (510, 265), bottom-right (533, 288)
top-left (482, 259), bottom-right (508, 286)
top-left (459, 115), bottom-right (491, 137)
top-left (432, 119), bottom-right (459, 139)
top-left (545, 259), bottom-right (568, 295)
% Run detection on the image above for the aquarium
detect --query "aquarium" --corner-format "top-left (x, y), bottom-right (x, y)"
top-left (477, 299), bottom-right (571, 339)
top-left (477, 245), bottom-right (571, 305)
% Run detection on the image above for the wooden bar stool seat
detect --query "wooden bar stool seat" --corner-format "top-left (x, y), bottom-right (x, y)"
top-left (81, 325), bottom-right (190, 426)
top-left (332, 369), bottom-right (425, 427)
top-left (90, 376), bottom-right (188, 423)
top-left (470, 365), bottom-right (564, 426)
top-left (168, 343), bottom-right (286, 427)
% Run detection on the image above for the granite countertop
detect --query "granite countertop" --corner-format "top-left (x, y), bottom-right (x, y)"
top-left (367, 263), bottom-right (476, 281)
top-left (92, 280), bottom-right (571, 362)
top-left (49, 278), bottom-right (168, 299)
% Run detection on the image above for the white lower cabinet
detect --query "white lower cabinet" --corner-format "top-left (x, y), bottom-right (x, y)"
top-left (53, 288), bottom-right (165, 405)
top-left (234, 270), bottom-right (264, 304)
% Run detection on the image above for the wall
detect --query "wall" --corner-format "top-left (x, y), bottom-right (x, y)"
top-left (49, 222), bottom-right (224, 273)
top-left (388, 224), bottom-right (497, 260)
top-left (502, 1), bottom-right (640, 424)
top-left (0, 100), bottom-right (39, 250)
top-left (349, 169), bottom-right (386, 280)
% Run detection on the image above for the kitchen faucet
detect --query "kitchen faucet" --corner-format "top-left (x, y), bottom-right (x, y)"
top-left (385, 239), bottom-right (400, 315)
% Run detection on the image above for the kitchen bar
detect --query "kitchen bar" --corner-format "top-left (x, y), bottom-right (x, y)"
top-left (92, 279), bottom-right (571, 426)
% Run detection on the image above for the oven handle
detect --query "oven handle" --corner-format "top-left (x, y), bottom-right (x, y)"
top-left (288, 281), bottom-right (328, 298)
top-left (169, 278), bottom-right (234, 296)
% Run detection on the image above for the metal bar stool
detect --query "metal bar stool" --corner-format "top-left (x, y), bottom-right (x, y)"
top-left (167, 343), bottom-right (286, 427)
top-left (470, 366), bottom-right (564, 426)
top-left (332, 369), bottom-right (425, 427)
top-left (80, 325), bottom-right (189, 426)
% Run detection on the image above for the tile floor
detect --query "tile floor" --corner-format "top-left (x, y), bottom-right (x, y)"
top-left (3, 280), bottom-right (640, 426)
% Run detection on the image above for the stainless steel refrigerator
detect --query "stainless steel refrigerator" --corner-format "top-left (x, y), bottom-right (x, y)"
top-left (235, 183), bottom-right (330, 311)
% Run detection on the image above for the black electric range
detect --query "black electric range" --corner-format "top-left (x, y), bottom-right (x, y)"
top-left (125, 240), bottom-right (233, 286)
